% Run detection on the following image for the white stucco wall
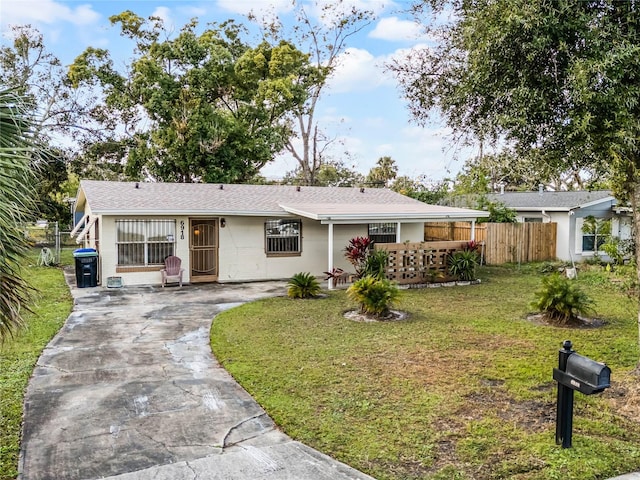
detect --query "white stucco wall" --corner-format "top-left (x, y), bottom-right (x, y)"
top-left (96, 215), bottom-right (191, 286)
top-left (88, 214), bottom-right (432, 286)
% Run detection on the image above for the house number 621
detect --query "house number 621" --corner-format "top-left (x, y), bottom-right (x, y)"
top-left (180, 221), bottom-right (185, 240)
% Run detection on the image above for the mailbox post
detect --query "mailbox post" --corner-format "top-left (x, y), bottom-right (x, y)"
top-left (552, 340), bottom-right (611, 448)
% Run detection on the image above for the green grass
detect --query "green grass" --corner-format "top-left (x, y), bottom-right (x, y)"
top-left (0, 249), bottom-right (74, 480)
top-left (211, 264), bottom-right (640, 480)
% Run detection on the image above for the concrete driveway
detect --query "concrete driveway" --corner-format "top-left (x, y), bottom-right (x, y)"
top-left (19, 276), bottom-right (375, 480)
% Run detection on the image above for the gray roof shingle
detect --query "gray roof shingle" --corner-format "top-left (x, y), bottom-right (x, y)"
top-left (485, 190), bottom-right (614, 210)
top-left (78, 180), bottom-right (487, 220)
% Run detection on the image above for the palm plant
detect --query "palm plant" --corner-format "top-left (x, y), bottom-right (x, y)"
top-left (347, 276), bottom-right (400, 317)
top-left (0, 88), bottom-right (38, 340)
top-left (287, 272), bottom-right (321, 299)
top-left (531, 273), bottom-right (595, 324)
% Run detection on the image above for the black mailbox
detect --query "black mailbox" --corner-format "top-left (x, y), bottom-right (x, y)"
top-left (553, 340), bottom-right (611, 448)
top-left (553, 353), bottom-right (611, 395)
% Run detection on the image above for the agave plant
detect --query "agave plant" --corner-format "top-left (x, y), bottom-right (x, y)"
top-left (0, 88), bottom-right (38, 340)
top-left (447, 249), bottom-right (479, 281)
top-left (363, 249), bottom-right (389, 280)
top-left (287, 272), bottom-right (322, 299)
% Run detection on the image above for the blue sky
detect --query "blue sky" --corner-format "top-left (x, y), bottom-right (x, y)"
top-left (0, 0), bottom-right (475, 182)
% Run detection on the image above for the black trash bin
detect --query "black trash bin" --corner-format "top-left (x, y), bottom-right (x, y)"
top-left (73, 248), bottom-right (98, 288)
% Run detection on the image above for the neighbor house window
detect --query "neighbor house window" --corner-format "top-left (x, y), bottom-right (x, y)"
top-left (368, 223), bottom-right (397, 244)
top-left (116, 219), bottom-right (176, 266)
top-left (581, 216), bottom-right (611, 252)
top-left (265, 219), bottom-right (301, 255)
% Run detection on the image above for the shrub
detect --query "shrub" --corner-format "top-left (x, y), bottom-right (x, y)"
top-left (363, 249), bottom-right (389, 280)
top-left (531, 273), bottom-right (595, 323)
top-left (447, 250), bottom-right (479, 281)
top-left (344, 236), bottom-right (372, 278)
top-left (287, 272), bottom-right (321, 299)
top-left (347, 276), bottom-right (400, 317)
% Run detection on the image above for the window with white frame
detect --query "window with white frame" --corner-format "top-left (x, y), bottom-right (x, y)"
top-left (116, 220), bottom-right (176, 266)
top-left (265, 219), bottom-right (301, 255)
top-left (368, 223), bottom-right (397, 244)
top-left (581, 216), bottom-right (611, 252)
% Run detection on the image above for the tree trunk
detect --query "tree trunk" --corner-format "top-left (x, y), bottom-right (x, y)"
top-left (632, 180), bottom-right (640, 372)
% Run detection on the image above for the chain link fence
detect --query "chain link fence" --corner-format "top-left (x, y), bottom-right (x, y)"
top-left (24, 222), bottom-right (77, 265)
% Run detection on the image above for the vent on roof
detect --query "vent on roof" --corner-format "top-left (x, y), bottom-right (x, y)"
top-left (296, 186), bottom-right (301, 192)
top-left (135, 182), bottom-right (139, 189)
top-left (538, 184), bottom-right (544, 195)
top-left (360, 187), bottom-right (365, 193)
top-left (219, 184), bottom-right (224, 190)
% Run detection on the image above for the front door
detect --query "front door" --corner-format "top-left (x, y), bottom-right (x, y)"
top-left (189, 218), bottom-right (218, 282)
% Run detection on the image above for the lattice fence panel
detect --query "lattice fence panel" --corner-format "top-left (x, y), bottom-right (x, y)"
top-left (376, 241), bottom-right (467, 284)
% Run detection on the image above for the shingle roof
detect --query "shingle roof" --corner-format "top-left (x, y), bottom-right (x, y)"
top-left (78, 180), bottom-right (488, 221)
top-left (485, 190), bottom-right (615, 211)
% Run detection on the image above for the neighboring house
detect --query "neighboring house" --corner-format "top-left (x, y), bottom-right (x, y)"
top-left (486, 189), bottom-right (633, 262)
top-left (72, 180), bottom-right (489, 286)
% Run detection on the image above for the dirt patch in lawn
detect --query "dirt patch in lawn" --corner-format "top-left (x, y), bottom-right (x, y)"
top-left (526, 313), bottom-right (606, 328)
top-left (606, 377), bottom-right (640, 423)
top-left (344, 309), bottom-right (409, 322)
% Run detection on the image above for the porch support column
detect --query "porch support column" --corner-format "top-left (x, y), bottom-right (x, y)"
top-left (328, 222), bottom-right (334, 290)
top-left (396, 221), bottom-right (402, 243)
top-left (470, 220), bottom-right (476, 241)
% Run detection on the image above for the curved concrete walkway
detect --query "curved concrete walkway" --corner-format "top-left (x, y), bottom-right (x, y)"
top-left (19, 276), bottom-right (376, 480)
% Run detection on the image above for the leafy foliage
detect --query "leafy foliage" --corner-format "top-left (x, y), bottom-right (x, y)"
top-left (363, 249), bottom-right (389, 281)
top-left (476, 198), bottom-right (517, 223)
top-left (531, 273), bottom-right (595, 323)
top-left (282, 160), bottom-right (364, 187)
top-left (391, 176), bottom-right (450, 205)
top-left (0, 27), bottom-right (76, 223)
top-left (347, 276), bottom-right (400, 317)
top-left (0, 88), bottom-right (37, 340)
top-left (68, 14), bottom-right (320, 183)
top-left (391, 2), bottom-right (640, 341)
top-left (366, 156), bottom-right (398, 187)
top-left (287, 272), bottom-right (321, 299)
top-left (343, 236), bottom-right (372, 278)
top-left (447, 250), bottom-right (479, 281)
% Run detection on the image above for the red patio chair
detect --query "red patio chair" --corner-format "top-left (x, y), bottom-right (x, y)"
top-left (161, 255), bottom-right (184, 287)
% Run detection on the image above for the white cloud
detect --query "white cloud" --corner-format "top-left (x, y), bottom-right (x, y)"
top-left (326, 47), bottom-right (393, 94)
top-left (1, 0), bottom-right (100, 26)
top-left (369, 17), bottom-right (429, 42)
top-left (149, 6), bottom-right (176, 32)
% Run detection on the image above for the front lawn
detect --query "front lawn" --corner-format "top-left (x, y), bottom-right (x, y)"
top-left (0, 249), bottom-right (74, 480)
top-left (211, 265), bottom-right (640, 480)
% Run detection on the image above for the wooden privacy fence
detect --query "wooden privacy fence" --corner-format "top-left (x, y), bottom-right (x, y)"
top-left (423, 221), bottom-right (557, 264)
top-left (424, 222), bottom-right (487, 242)
top-left (485, 222), bottom-right (557, 264)
top-left (375, 241), bottom-right (467, 285)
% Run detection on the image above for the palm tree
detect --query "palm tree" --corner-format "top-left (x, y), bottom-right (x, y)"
top-left (0, 88), bottom-right (37, 340)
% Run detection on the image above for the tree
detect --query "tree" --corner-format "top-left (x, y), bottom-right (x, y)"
top-left (0, 88), bottom-right (38, 340)
top-left (366, 156), bottom-right (398, 187)
top-left (69, 12), bottom-right (318, 183)
top-left (0, 26), bottom-right (79, 221)
top-left (455, 150), bottom-right (606, 193)
top-left (282, 159), bottom-right (364, 187)
top-left (391, 1), bottom-right (640, 361)
top-left (256, 1), bottom-right (375, 185)
top-left (391, 175), bottom-right (449, 204)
